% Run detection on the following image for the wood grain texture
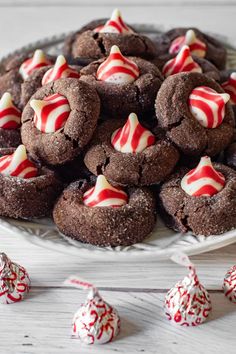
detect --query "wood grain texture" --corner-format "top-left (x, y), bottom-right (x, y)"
top-left (0, 289), bottom-right (235, 354)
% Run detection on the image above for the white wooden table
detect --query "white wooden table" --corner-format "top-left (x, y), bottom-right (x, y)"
top-left (0, 1), bottom-right (236, 353)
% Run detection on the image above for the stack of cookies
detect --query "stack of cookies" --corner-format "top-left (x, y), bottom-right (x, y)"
top-left (0, 9), bottom-right (235, 246)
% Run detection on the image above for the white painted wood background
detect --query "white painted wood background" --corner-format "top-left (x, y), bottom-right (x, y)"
top-left (0, 1), bottom-right (236, 353)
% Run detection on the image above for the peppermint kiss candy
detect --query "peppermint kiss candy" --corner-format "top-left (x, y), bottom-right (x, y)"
top-left (169, 29), bottom-right (207, 58)
top-left (42, 55), bottom-right (80, 85)
top-left (165, 253), bottom-right (212, 326)
top-left (64, 277), bottom-right (120, 345)
top-left (181, 156), bottom-right (225, 197)
top-left (111, 113), bottom-right (155, 153)
top-left (188, 86), bottom-right (230, 128)
top-left (0, 92), bottom-right (21, 129)
top-left (0, 144), bottom-right (37, 178)
top-left (96, 45), bottom-right (140, 84)
top-left (223, 265), bottom-right (236, 303)
top-left (30, 93), bottom-right (70, 133)
top-left (94, 8), bottom-right (133, 34)
top-left (221, 72), bottom-right (236, 105)
top-left (19, 49), bottom-right (52, 80)
top-left (0, 253), bottom-right (30, 304)
top-left (83, 175), bottom-right (128, 208)
top-left (163, 45), bottom-right (202, 77)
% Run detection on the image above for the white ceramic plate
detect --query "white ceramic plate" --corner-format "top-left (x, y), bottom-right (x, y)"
top-left (0, 25), bottom-right (235, 261)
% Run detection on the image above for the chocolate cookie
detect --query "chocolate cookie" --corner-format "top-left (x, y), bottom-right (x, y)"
top-left (225, 142), bottom-right (236, 169)
top-left (156, 53), bottom-right (220, 81)
top-left (220, 69), bottom-right (236, 118)
top-left (0, 128), bottom-right (21, 148)
top-left (80, 57), bottom-right (163, 118)
top-left (53, 179), bottom-right (156, 247)
top-left (155, 72), bottom-right (235, 157)
top-left (157, 28), bottom-right (226, 70)
top-left (158, 163), bottom-right (236, 236)
top-left (0, 149), bottom-right (63, 219)
top-left (63, 18), bottom-right (157, 61)
top-left (21, 78), bottom-right (100, 166)
top-left (0, 51), bottom-right (55, 109)
top-left (84, 118), bottom-right (179, 186)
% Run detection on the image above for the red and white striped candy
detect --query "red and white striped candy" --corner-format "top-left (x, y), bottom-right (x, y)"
top-left (223, 265), bottom-right (236, 303)
top-left (83, 175), bottom-right (128, 208)
top-left (96, 45), bottom-right (139, 84)
top-left (30, 93), bottom-right (70, 133)
top-left (0, 145), bottom-right (37, 179)
top-left (111, 113), bottom-right (155, 153)
top-left (64, 276), bottom-right (120, 345)
top-left (19, 49), bottom-right (52, 80)
top-left (169, 29), bottom-right (207, 58)
top-left (94, 8), bottom-right (133, 34)
top-left (42, 55), bottom-right (80, 85)
top-left (188, 86), bottom-right (230, 128)
top-left (0, 92), bottom-right (21, 129)
top-left (0, 253), bottom-right (30, 304)
top-left (181, 156), bottom-right (225, 197)
top-left (163, 45), bottom-right (202, 77)
top-left (165, 253), bottom-right (212, 326)
top-left (221, 72), bottom-right (236, 105)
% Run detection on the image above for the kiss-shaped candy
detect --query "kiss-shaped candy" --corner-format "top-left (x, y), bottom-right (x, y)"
top-left (0, 144), bottom-right (37, 179)
top-left (42, 55), bottom-right (80, 85)
top-left (163, 45), bottom-right (202, 77)
top-left (223, 265), bottom-right (236, 303)
top-left (0, 253), bottom-right (30, 304)
top-left (111, 113), bottom-right (155, 153)
top-left (94, 8), bottom-right (133, 34)
top-left (188, 86), bottom-right (230, 128)
top-left (181, 156), bottom-right (225, 197)
top-left (96, 45), bottom-right (139, 84)
top-left (65, 276), bottom-right (120, 345)
top-left (169, 29), bottom-right (207, 58)
top-left (221, 72), bottom-right (236, 105)
top-left (19, 49), bottom-right (52, 80)
top-left (0, 92), bottom-right (21, 129)
top-left (165, 253), bottom-right (212, 326)
top-left (30, 93), bottom-right (70, 133)
top-left (83, 175), bottom-right (128, 208)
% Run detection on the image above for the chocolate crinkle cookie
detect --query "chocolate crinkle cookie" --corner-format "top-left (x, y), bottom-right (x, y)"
top-left (80, 56), bottom-right (163, 118)
top-left (21, 78), bottom-right (100, 166)
top-left (63, 17), bottom-right (157, 61)
top-left (220, 69), bottom-right (236, 118)
top-left (0, 147), bottom-right (63, 219)
top-left (157, 27), bottom-right (226, 70)
top-left (84, 117), bottom-right (179, 186)
top-left (53, 178), bottom-right (156, 247)
top-left (155, 72), bottom-right (235, 157)
top-left (0, 50), bottom-right (55, 109)
top-left (158, 160), bottom-right (236, 236)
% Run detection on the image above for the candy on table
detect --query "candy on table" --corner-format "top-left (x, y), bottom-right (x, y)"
top-left (181, 156), bottom-right (225, 197)
top-left (0, 253), bottom-right (30, 304)
top-left (19, 49), bottom-right (52, 80)
top-left (30, 93), bottom-right (70, 133)
top-left (83, 175), bottom-right (128, 208)
top-left (0, 92), bottom-right (21, 129)
top-left (162, 45), bottom-right (202, 77)
top-left (0, 144), bottom-right (37, 178)
top-left (221, 72), bottom-right (236, 105)
top-left (169, 29), bottom-right (207, 58)
top-left (94, 8), bottom-right (133, 34)
top-left (223, 265), bottom-right (236, 303)
top-left (64, 276), bottom-right (120, 345)
top-left (42, 55), bottom-right (80, 85)
top-left (111, 112), bottom-right (155, 153)
top-left (96, 45), bottom-right (140, 84)
top-left (188, 86), bottom-right (230, 128)
top-left (165, 252), bottom-right (212, 326)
